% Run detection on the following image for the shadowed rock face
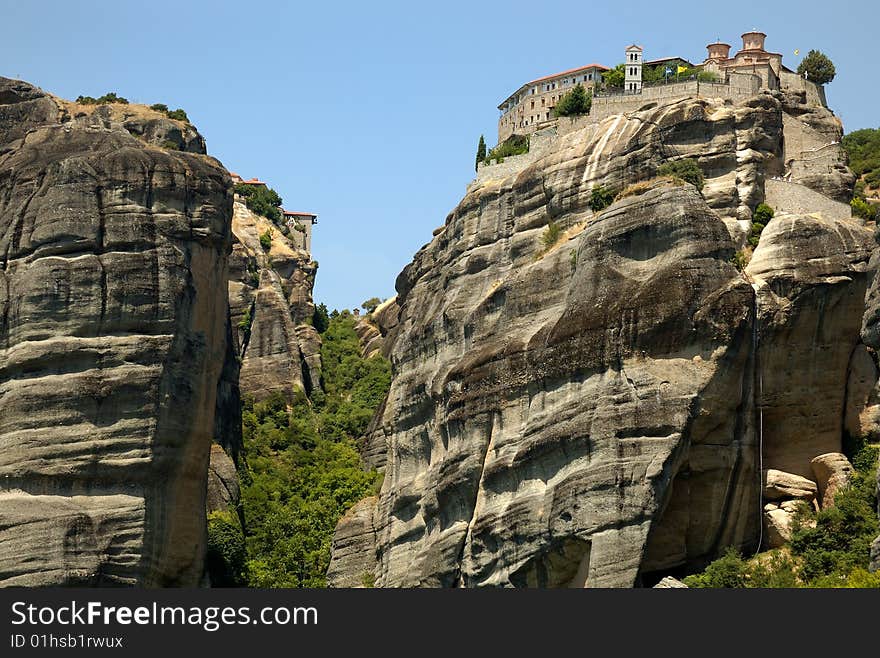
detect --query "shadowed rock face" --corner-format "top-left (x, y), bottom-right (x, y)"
top-left (0, 78), bottom-right (233, 586)
top-left (330, 92), bottom-right (874, 587)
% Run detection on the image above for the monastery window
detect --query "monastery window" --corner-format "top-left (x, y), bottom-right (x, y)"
top-left (531, 101), bottom-right (535, 109)
top-left (542, 98), bottom-right (545, 106)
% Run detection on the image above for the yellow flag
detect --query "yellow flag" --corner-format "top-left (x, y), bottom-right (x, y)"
top-left (794, 49), bottom-right (800, 56)
top-left (677, 65), bottom-right (687, 74)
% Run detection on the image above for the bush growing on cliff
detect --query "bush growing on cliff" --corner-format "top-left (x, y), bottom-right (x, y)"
top-left (851, 196), bottom-right (878, 221)
top-left (797, 50), bottom-right (836, 85)
top-left (553, 84), bottom-right (591, 117)
top-left (259, 229), bottom-right (273, 251)
top-left (485, 134), bottom-right (530, 163)
top-left (150, 103), bottom-right (190, 122)
top-left (657, 159), bottom-right (704, 191)
top-left (753, 203), bottom-right (774, 224)
top-left (541, 221), bottom-right (563, 249)
top-left (589, 185), bottom-right (616, 212)
top-left (235, 183), bottom-right (283, 224)
top-left (240, 312), bottom-right (390, 587)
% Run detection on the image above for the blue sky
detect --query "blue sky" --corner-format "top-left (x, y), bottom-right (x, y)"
top-left (2, 0), bottom-right (877, 311)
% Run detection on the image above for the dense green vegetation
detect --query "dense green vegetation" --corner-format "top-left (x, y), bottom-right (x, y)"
top-left (684, 437), bottom-right (879, 588)
top-left (206, 510), bottom-right (248, 586)
top-left (235, 182), bottom-right (284, 224)
top-left (239, 312), bottom-right (390, 587)
top-left (843, 128), bottom-right (880, 191)
top-left (484, 134), bottom-right (530, 164)
top-left (475, 135), bottom-right (487, 172)
top-left (602, 64), bottom-right (625, 88)
top-left (657, 158), bottom-right (704, 191)
top-left (797, 50), bottom-right (836, 85)
top-left (259, 229), bottom-right (273, 251)
top-left (312, 303), bottom-right (330, 334)
top-left (553, 83), bottom-right (591, 117)
top-left (76, 91), bottom-right (129, 105)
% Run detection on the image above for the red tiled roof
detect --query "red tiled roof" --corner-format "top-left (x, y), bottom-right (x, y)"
top-left (282, 210), bottom-right (317, 217)
top-left (526, 63), bottom-right (609, 86)
top-left (239, 178), bottom-right (267, 185)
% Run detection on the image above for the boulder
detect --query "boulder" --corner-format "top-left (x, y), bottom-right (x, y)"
top-left (763, 470), bottom-right (818, 501)
top-left (653, 576), bottom-right (688, 589)
top-left (810, 453), bottom-right (854, 509)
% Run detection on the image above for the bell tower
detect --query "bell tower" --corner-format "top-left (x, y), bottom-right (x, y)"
top-left (625, 44), bottom-right (643, 94)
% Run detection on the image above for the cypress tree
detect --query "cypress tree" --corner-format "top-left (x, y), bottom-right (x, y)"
top-left (476, 135), bottom-right (487, 171)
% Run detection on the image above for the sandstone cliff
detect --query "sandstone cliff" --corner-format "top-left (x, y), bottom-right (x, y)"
top-left (0, 78), bottom-right (233, 586)
top-left (329, 89), bottom-right (876, 587)
top-left (227, 199), bottom-right (321, 403)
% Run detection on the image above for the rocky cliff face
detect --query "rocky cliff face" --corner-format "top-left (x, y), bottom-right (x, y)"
top-left (0, 78), bottom-right (233, 586)
top-left (329, 89), bottom-right (877, 587)
top-left (226, 200), bottom-right (321, 403)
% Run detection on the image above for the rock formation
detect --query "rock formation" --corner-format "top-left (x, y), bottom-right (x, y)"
top-left (0, 77), bottom-right (233, 586)
top-left (227, 200), bottom-right (321, 403)
top-left (329, 88), bottom-right (877, 587)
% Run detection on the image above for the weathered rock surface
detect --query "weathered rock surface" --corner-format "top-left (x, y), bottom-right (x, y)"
top-left (330, 90), bottom-right (873, 588)
top-left (0, 78), bottom-right (233, 586)
top-left (747, 214), bottom-right (873, 477)
top-left (206, 444), bottom-right (241, 514)
top-left (227, 200), bottom-right (321, 401)
top-left (326, 496), bottom-right (378, 588)
top-left (356, 296), bottom-right (401, 359)
top-left (763, 500), bottom-right (809, 548)
top-left (763, 470), bottom-right (817, 502)
top-left (653, 576), bottom-right (688, 588)
top-left (810, 453), bottom-right (854, 509)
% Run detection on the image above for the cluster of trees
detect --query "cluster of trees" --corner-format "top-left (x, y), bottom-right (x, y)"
top-left (684, 436), bottom-right (879, 587)
top-left (149, 103), bottom-right (189, 122)
top-left (235, 311), bottom-right (391, 587)
top-left (235, 182), bottom-right (284, 224)
top-left (76, 91), bottom-right (129, 105)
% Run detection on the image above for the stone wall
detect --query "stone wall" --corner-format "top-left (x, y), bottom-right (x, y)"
top-left (780, 71), bottom-right (827, 108)
top-left (765, 179), bottom-right (852, 221)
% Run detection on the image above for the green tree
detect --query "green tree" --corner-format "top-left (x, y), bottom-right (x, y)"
top-left (797, 50), bottom-right (836, 84)
top-left (259, 229), bottom-right (273, 251)
top-left (602, 64), bottom-right (625, 88)
top-left (312, 303), bottom-right (330, 333)
top-left (657, 159), bottom-right (705, 191)
top-left (541, 221), bottom-right (562, 248)
top-left (362, 297), bottom-right (382, 314)
top-left (553, 84), bottom-right (592, 117)
top-left (236, 183), bottom-right (284, 224)
top-left (476, 135), bottom-right (487, 172)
